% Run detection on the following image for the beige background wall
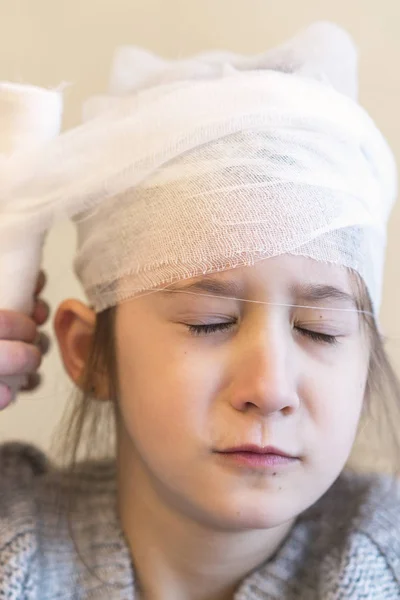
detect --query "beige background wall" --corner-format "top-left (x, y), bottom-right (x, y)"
top-left (0, 0), bottom-right (399, 456)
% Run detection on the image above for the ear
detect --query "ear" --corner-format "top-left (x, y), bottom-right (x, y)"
top-left (53, 299), bottom-right (104, 395)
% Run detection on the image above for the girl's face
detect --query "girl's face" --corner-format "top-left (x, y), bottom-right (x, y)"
top-left (115, 255), bottom-right (370, 530)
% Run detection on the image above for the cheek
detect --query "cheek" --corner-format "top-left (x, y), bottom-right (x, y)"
top-left (116, 332), bottom-right (220, 454)
top-left (305, 351), bottom-right (368, 459)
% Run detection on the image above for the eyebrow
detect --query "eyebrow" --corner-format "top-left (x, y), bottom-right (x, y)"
top-left (163, 276), bottom-right (356, 307)
top-left (295, 284), bottom-right (356, 307)
top-left (165, 277), bottom-right (244, 298)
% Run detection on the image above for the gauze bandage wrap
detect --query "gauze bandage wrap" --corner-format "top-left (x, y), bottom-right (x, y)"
top-left (72, 22), bottom-right (396, 313)
top-left (74, 116), bottom-right (392, 313)
top-left (0, 22), bottom-right (396, 317)
top-left (70, 24), bottom-right (396, 311)
top-left (0, 83), bottom-right (62, 395)
top-left (0, 83), bottom-right (62, 313)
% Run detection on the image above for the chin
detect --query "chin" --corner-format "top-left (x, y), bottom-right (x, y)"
top-left (199, 494), bottom-right (301, 532)
top-left (211, 510), bottom-right (296, 532)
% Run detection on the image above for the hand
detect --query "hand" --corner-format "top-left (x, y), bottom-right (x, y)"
top-left (0, 271), bottom-right (50, 410)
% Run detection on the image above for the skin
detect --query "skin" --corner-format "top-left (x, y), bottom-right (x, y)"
top-left (54, 255), bottom-right (370, 600)
top-left (0, 270), bottom-right (50, 409)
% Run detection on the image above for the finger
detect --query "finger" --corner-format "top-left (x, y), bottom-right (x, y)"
top-left (0, 383), bottom-right (12, 410)
top-left (20, 372), bottom-right (42, 392)
top-left (0, 341), bottom-right (42, 376)
top-left (34, 271), bottom-right (47, 297)
top-left (0, 311), bottom-right (37, 343)
top-left (34, 332), bottom-right (51, 355)
top-left (32, 299), bottom-right (50, 326)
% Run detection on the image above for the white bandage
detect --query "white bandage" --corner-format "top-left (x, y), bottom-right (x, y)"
top-left (0, 22), bottom-right (396, 316)
top-left (73, 22), bottom-right (397, 312)
top-left (0, 82), bottom-right (62, 395)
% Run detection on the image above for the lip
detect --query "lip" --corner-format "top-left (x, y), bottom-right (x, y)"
top-left (218, 445), bottom-right (297, 458)
top-left (214, 445), bottom-right (299, 470)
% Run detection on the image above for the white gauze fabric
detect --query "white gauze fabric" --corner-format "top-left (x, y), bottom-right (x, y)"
top-left (0, 22), bottom-right (396, 315)
top-left (0, 82), bottom-right (62, 395)
top-left (72, 21), bottom-right (396, 313)
top-left (0, 83), bottom-right (62, 313)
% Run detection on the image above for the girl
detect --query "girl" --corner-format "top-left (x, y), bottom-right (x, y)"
top-left (0, 21), bottom-right (400, 600)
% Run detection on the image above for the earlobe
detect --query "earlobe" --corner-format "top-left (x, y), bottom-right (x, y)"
top-left (53, 299), bottom-right (96, 391)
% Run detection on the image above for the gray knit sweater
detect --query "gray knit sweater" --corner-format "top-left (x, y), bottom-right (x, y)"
top-left (1, 442), bottom-right (400, 599)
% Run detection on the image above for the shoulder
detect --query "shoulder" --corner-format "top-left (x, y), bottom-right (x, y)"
top-left (313, 470), bottom-right (400, 548)
top-left (329, 471), bottom-right (400, 585)
top-left (241, 471), bottom-right (400, 599)
top-left (0, 440), bottom-right (50, 534)
top-left (0, 441), bottom-right (50, 598)
top-left (303, 471), bottom-right (400, 598)
top-left (0, 442), bottom-right (132, 598)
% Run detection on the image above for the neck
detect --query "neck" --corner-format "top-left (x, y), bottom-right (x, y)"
top-left (117, 438), bottom-right (293, 600)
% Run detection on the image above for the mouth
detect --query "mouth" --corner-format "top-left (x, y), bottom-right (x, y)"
top-left (214, 445), bottom-right (300, 470)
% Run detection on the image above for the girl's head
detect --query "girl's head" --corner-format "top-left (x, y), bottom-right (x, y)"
top-left (55, 253), bottom-right (398, 533)
top-left (51, 22), bottom-right (398, 533)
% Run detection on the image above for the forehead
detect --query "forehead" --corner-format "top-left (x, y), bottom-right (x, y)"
top-left (167, 255), bottom-right (355, 301)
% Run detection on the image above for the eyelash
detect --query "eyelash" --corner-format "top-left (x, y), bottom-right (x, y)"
top-left (186, 322), bottom-right (339, 345)
top-left (187, 322), bottom-right (235, 336)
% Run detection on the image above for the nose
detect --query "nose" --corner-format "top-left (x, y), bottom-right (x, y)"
top-left (228, 325), bottom-right (300, 417)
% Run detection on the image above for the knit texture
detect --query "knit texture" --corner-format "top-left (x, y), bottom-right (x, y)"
top-left (0, 442), bottom-right (399, 599)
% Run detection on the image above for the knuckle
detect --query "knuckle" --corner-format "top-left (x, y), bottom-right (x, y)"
top-left (10, 343), bottom-right (41, 373)
top-left (33, 300), bottom-right (50, 326)
top-left (10, 344), bottom-right (30, 370)
top-left (29, 346), bottom-right (42, 371)
top-left (39, 332), bottom-right (51, 354)
top-left (0, 312), bottom-right (13, 339)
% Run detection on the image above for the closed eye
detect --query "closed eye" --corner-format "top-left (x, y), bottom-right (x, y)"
top-left (295, 327), bottom-right (338, 345)
top-left (186, 322), bottom-right (235, 336)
